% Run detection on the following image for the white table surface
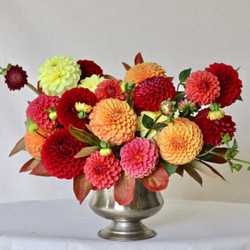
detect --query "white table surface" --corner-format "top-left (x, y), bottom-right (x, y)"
top-left (0, 199), bottom-right (249, 250)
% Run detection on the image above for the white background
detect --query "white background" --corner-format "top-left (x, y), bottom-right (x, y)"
top-left (0, 0), bottom-right (249, 204)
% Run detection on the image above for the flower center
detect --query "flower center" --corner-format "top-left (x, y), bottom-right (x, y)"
top-left (106, 86), bottom-right (116, 96)
top-left (95, 165), bottom-right (106, 174)
top-left (200, 81), bottom-right (209, 90)
top-left (134, 155), bottom-right (140, 160)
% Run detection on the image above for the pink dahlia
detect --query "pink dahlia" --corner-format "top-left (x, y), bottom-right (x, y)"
top-left (4, 65), bottom-right (28, 91)
top-left (95, 80), bottom-right (126, 101)
top-left (205, 63), bottom-right (242, 107)
top-left (194, 108), bottom-right (236, 146)
top-left (120, 137), bottom-right (159, 178)
top-left (84, 151), bottom-right (121, 189)
top-left (57, 87), bottom-right (97, 129)
top-left (41, 129), bottom-right (88, 179)
top-left (26, 94), bottom-right (59, 130)
top-left (134, 77), bottom-right (176, 114)
top-left (77, 60), bottom-right (103, 80)
top-left (185, 70), bottom-right (220, 106)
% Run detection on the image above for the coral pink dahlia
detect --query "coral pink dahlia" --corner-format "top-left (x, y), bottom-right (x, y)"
top-left (120, 137), bottom-right (159, 178)
top-left (185, 70), bottom-right (220, 106)
top-left (84, 151), bottom-right (121, 189)
top-left (4, 65), bottom-right (28, 91)
top-left (26, 94), bottom-right (59, 130)
top-left (205, 63), bottom-right (242, 107)
top-left (41, 129), bottom-right (88, 179)
top-left (95, 80), bottom-right (126, 101)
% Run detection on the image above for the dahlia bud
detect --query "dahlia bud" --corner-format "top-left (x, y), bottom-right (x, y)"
top-left (160, 98), bottom-right (175, 117)
top-left (208, 110), bottom-right (225, 121)
top-left (178, 98), bottom-right (197, 112)
top-left (100, 148), bottom-right (112, 156)
top-left (120, 81), bottom-right (128, 93)
top-left (27, 123), bottom-right (39, 133)
top-left (49, 111), bottom-right (57, 120)
top-left (75, 102), bottom-right (92, 113)
top-left (127, 82), bottom-right (135, 92)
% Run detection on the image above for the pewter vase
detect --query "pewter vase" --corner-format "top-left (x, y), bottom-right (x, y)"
top-left (89, 179), bottom-right (164, 241)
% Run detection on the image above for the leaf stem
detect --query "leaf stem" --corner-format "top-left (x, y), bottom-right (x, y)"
top-left (36, 131), bottom-right (47, 139)
top-left (198, 142), bottom-right (223, 157)
top-left (27, 83), bottom-right (41, 96)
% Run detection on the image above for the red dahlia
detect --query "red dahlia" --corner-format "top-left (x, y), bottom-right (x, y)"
top-left (95, 79), bottom-right (126, 101)
top-left (134, 77), bottom-right (176, 114)
top-left (4, 65), bottom-right (28, 91)
top-left (77, 60), bottom-right (103, 80)
top-left (57, 87), bottom-right (97, 130)
top-left (41, 129), bottom-right (88, 179)
top-left (205, 63), bottom-right (242, 107)
top-left (26, 94), bottom-right (59, 130)
top-left (194, 108), bottom-right (236, 146)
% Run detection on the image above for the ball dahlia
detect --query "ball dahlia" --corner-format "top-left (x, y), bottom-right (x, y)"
top-left (95, 79), bottom-right (126, 101)
top-left (4, 65), bottom-right (28, 91)
top-left (120, 137), bottom-right (159, 178)
top-left (57, 87), bottom-right (97, 130)
top-left (25, 128), bottom-right (56, 160)
top-left (84, 151), bottom-right (121, 189)
top-left (124, 62), bottom-right (166, 85)
top-left (157, 118), bottom-right (203, 165)
top-left (185, 70), bottom-right (220, 106)
top-left (194, 108), bottom-right (236, 146)
top-left (41, 129), bottom-right (88, 179)
top-left (26, 94), bottom-right (59, 130)
top-left (37, 55), bottom-right (81, 96)
top-left (77, 59), bottom-right (103, 80)
top-left (134, 76), bottom-right (176, 114)
top-left (89, 98), bottom-right (137, 145)
top-left (205, 63), bottom-right (242, 107)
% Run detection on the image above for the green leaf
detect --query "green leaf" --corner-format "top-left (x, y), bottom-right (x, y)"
top-left (154, 123), bottom-right (167, 131)
top-left (174, 92), bottom-right (186, 102)
top-left (226, 139), bottom-right (238, 156)
top-left (234, 164), bottom-right (243, 171)
top-left (142, 114), bottom-right (154, 129)
top-left (248, 167), bottom-right (250, 171)
top-left (235, 66), bottom-right (241, 71)
top-left (75, 146), bottom-right (100, 158)
top-left (228, 160), bottom-right (234, 173)
top-left (159, 158), bottom-right (178, 176)
top-left (179, 68), bottom-right (191, 82)
top-left (238, 96), bottom-right (243, 101)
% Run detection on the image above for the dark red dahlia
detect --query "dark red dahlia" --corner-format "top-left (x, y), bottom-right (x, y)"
top-left (194, 108), bottom-right (236, 146)
top-left (77, 60), bottom-right (103, 80)
top-left (41, 129), bottom-right (88, 179)
top-left (134, 76), bottom-right (176, 114)
top-left (4, 65), bottom-right (28, 91)
top-left (26, 94), bottom-right (59, 130)
top-left (95, 79), bottom-right (126, 101)
top-left (205, 63), bottom-right (242, 108)
top-left (57, 87), bottom-right (97, 130)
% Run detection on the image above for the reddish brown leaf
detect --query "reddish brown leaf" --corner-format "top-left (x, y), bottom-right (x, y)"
top-left (167, 76), bottom-right (174, 81)
top-left (73, 173), bottom-right (92, 204)
top-left (122, 62), bottom-right (131, 71)
top-left (114, 171), bottom-right (135, 205)
top-left (134, 52), bottom-right (144, 65)
top-left (9, 137), bottom-right (25, 157)
top-left (30, 164), bottom-right (52, 177)
top-left (103, 74), bottom-right (117, 80)
top-left (175, 166), bottom-right (184, 177)
top-left (37, 81), bottom-right (44, 94)
top-left (141, 164), bottom-right (169, 191)
top-left (85, 124), bottom-right (94, 133)
top-left (191, 160), bottom-right (228, 183)
top-left (183, 165), bottom-right (203, 186)
top-left (19, 158), bottom-right (38, 173)
top-left (204, 155), bottom-right (227, 164)
top-left (75, 146), bottom-right (100, 158)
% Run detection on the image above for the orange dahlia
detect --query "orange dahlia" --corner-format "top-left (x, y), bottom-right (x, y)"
top-left (124, 62), bottom-right (166, 85)
top-left (89, 98), bottom-right (137, 145)
top-left (24, 128), bottom-right (56, 160)
top-left (157, 118), bottom-right (203, 165)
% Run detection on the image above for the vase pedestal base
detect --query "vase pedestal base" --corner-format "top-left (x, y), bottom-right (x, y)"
top-left (98, 220), bottom-right (156, 241)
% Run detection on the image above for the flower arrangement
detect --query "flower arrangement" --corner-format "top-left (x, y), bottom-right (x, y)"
top-left (1, 52), bottom-right (249, 205)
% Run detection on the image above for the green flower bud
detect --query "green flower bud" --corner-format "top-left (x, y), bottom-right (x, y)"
top-left (120, 81), bottom-right (128, 93)
top-left (27, 123), bottom-right (39, 133)
top-left (100, 148), bottom-right (112, 156)
top-left (49, 111), bottom-right (57, 120)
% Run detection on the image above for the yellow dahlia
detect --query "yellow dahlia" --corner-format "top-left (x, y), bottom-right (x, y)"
top-left (89, 98), bottom-right (137, 145)
top-left (37, 56), bottom-right (81, 96)
top-left (24, 128), bottom-right (56, 160)
top-left (78, 74), bottom-right (105, 92)
top-left (124, 62), bottom-right (166, 85)
top-left (157, 118), bottom-right (203, 165)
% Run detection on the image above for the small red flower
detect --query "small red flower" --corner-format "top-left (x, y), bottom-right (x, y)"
top-left (4, 65), bottom-right (28, 91)
top-left (134, 77), bottom-right (176, 114)
top-left (41, 129), bottom-right (88, 179)
top-left (194, 108), bottom-right (236, 146)
top-left (57, 87), bottom-right (97, 130)
top-left (77, 60), bottom-right (103, 80)
top-left (205, 63), bottom-right (242, 107)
